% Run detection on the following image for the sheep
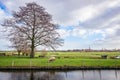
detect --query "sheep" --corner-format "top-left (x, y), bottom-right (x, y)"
top-left (48, 56), bottom-right (56, 62)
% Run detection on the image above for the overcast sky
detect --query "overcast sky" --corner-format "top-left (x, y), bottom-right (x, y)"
top-left (0, 0), bottom-right (120, 50)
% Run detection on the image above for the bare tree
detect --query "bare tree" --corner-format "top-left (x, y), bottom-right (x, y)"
top-left (9, 29), bottom-right (30, 56)
top-left (3, 2), bottom-right (63, 58)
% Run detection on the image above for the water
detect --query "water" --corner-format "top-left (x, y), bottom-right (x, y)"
top-left (0, 70), bottom-right (120, 80)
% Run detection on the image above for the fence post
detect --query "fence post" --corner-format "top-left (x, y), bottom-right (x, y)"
top-left (30, 60), bottom-right (32, 68)
top-left (12, 60), bottom-right (14, 67)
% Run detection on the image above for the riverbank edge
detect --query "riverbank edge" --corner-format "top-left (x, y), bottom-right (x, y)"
top-left (0, 66), bottom-right (120, 70)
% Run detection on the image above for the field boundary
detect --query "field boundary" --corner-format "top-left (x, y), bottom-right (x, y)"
top-left (0, 66), bottom-right (120, 70)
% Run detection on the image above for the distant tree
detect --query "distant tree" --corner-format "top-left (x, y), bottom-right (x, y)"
top-left (9, 29), bottom-right (30, 56)
top-left (3, 2), bottom-right (63, 58)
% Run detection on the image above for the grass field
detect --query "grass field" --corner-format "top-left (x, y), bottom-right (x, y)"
top-left (36, 51), bottom-right (120, 60)
top-left (0, 51), bottom-right (120, 67)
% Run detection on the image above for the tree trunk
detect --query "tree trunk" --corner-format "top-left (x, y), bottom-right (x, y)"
top-left (17, 50), bottom-right (21, 56)
top-left (30, 36), bottom-right (35, 58)
top-left (30, 47), bottom-right (34, 58)
top-left (30, 8), bottom-right (35, 58)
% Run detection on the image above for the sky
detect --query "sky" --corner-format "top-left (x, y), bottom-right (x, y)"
top-left (0, 0), bottom-right (120, 50)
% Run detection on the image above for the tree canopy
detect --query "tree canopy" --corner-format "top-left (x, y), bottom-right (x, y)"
top-left (3, 2), bottom-right (63, 58)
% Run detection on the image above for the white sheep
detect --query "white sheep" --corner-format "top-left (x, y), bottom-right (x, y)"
top-left (48, 56), bottom-right (56, 62)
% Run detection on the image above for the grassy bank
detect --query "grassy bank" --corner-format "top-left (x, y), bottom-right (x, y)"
top-left (0, 56), bottom-right (120, 67)
top-left (0, 51), bottom-right (120, 68)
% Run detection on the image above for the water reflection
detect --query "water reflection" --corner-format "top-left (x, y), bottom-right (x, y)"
top-left (0, 70), bottom-right (120, 80)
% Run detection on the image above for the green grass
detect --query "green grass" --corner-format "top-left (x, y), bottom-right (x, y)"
top-left (0, 56), bottom-right (120, 67)
top-left (0, 51), bottom-right (120, 67)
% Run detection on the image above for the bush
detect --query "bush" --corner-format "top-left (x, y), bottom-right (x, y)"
top-left (101, 54), bottom-right (107, 59)
top-left (109, 56), bottom-right (116, 59)
top-left (0, 53), bottom-right (6, 56)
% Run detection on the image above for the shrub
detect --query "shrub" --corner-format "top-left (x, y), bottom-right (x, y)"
top-left (109, 56), bottom-right (116, 59)
top-left (101, 54), bottom-right (107, 59)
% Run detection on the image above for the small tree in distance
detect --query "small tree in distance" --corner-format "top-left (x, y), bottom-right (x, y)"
top-left (3, 2), bottom-right (63, 58)
top-left (8, 28), bottom-right (31, 56)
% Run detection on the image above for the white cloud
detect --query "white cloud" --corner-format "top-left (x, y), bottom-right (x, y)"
top-left (71, 28), bottom-right (87, 37)
top-left (72, 5), bottom-right (98, 22)
top-left (0, 8), bottom-right (9, 36)
top-left (0, 0), bottom-right (106, 26)
top-left (57, 29), bottom-right (70, 38)
top-left (107, 0), bottom-right (120, 8)
top-left (93, 37), bottom-right (120, 49)
top-left (1, 0), bottom-right (120, 50)
top-left (1, 0), bottom-right (120, 26)
top-left (0, 9), bottom-right (6, 22)
top-left (105, 24), bottom-right (120, 38)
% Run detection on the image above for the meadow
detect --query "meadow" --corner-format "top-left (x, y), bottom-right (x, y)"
top-left (0, 51), bottom-right (120, 67)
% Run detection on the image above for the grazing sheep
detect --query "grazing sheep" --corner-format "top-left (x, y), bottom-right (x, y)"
top-left (48, 56), bottom-right (56, 62)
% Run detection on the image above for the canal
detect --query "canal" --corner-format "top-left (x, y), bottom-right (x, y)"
top-left (0, 70), bottom-right (120, 80)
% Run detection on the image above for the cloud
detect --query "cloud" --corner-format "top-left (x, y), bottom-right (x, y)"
top-left (1, 0), bottom-right (120, 27)
top-left (0, 9), bottom-right (6, 22)
top-left (1, 0), bottom-right (120, 50)
top-left (0, 8), bottom-right (9, 35)
top-left (0, 6), bottom-right (14, 50)
top-left (0, 0), bottom-right (106, 26)
top-left (57, 29), bottom-right (70, 38)
top-left (71, 5), bottom-right (99, 23)
top-left (72, 28), bottom-right (87, 37)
